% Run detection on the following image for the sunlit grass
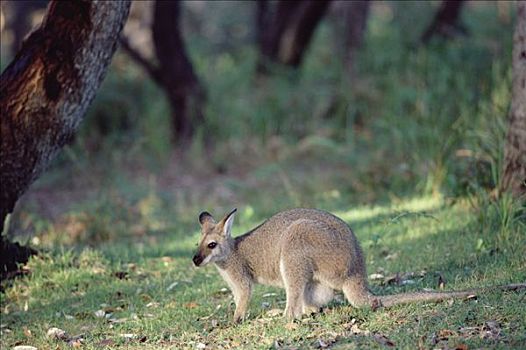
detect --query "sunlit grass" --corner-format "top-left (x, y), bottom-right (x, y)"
top-left (2, 193), bottom-right (525, 349)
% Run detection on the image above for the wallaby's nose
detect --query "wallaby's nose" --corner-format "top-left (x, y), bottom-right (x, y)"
top-left (193, 254), bottom-right (203, 266)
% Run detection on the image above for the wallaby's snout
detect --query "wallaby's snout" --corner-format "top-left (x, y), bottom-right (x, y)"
top-left (192, 254), bottom-right (204, 266)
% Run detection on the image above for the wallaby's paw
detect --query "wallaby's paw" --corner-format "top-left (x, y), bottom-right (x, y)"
top-left (284, 308), bottom-right (303, 320)
top-left (302, 305), bottom-right (322, 315)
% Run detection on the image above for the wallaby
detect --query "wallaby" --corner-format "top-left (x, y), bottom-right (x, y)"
top-left (192, 208), bottom-right (525, 323)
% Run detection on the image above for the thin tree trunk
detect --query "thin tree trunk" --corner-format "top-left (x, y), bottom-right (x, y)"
top-left (278, 0), bottom-right (332, 67)
top-left (0, 0), bottom-right (130, 276)
top-left (152, 0), bottom-right (205, 142)
top-left (501, 1), bottom-right (526, 197)
top-left (257, 0), bottom-right (331, 72)
top-left (343, 0), bottom-right (370, 77)
top-left (257, 0), bottom-right (302, 73)
top-left (421, 0), bottom-right (466, 44)
top-left (256, 0), bottom-right (269, 50)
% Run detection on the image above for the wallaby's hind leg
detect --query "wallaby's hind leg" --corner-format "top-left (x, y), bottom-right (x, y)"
top-left (280, 257), bottom-right (309, 319)
top-left (303, 282), bottom-right (334, 314)
top-left (342, 276), bottom-right (371, 308)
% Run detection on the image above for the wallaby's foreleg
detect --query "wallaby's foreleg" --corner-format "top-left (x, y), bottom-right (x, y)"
top-left (232, 282), bottom-right (252, 323)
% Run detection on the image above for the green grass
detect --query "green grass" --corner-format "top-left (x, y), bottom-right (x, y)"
top-left (2, 1), bottom-right (525, 349)
top-left (1, 195), bottom-right (525, 349)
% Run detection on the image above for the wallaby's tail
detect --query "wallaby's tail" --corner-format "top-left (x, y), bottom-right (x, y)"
top-left (375, 283), bottom-right (526, 308)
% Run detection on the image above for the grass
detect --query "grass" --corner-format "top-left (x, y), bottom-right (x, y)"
top-left (1, 195), bottom-right (525, 349)
top-left (1, 1), bottom-right (525, 349)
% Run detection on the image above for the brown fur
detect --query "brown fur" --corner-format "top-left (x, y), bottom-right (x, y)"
top-left (192, 208), bottom-right (525, 322)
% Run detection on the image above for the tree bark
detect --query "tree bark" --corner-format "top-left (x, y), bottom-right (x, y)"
top-left (421, 0), bottom-right (466, 44)
top-left (257, 0), bottom-right (331, 72)
top-left (501, 1), bottom-right (526, 198)
top-left (0, 0), bottom-right (130, 275)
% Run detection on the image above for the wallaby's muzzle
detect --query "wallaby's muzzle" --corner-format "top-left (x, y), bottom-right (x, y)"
top-left (192, 254), bottom-right (204, 266)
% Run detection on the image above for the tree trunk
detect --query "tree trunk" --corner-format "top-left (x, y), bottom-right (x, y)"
top-left (0, 0), bottom-right (130, 276)
top-left (121, 1), bottom-right (205, 143)
top-left (257, 0), bottom-right (302, 73)
top-left (152, 0), bottom-right (205, 142)
top-left (421, 0), bottom-right (466, 44)
top-left (278, 0), bottom-right (332, 67)
top-left (256, 0), bottom-right (269, 52)
top-left (501, 2), bottom-right (526, 198)
top-left (343, 0), bottom-right (370, 77)
top-left (257, 0), bottom-right (331, 72)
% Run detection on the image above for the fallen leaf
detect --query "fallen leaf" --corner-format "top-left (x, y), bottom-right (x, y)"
top-left (196, 342), bottom-right (206, 349)
top-left (69, 339), bottom-right (82, 348)
top-left (369, 273), bottom-right (384, 280)
top-left (166, 282), bottom-right (179, 292)
top-left (185, 302), bottom-right (199, 309)
top-left (455, 344), bottom-right (468, 350)
top-left (120, 333), bottom-right (137, 339)
top-left (350, 323), bottom-right (370, 336)
top-left (146, 301), bottom-right (159, 308)
top-left (23, 326), bottom-right (32, 337)
top-left (263, 293), bottom-right (277, 298)
top-left (384, 252), bottom-right (399, 261)
top-left (94, 310), bottom-right (106, 318)
top-left (47, 327), bottom-right (67, 340)
top-left (285, 322), bottom-right (298, 330)
top-left (437, 329), bottom-right (456, 339)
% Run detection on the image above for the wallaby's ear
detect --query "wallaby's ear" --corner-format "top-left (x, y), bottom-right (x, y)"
top-left (199, 211), bottom-right (215, 226)
top-left (221, 208), bottom-right (237, 237)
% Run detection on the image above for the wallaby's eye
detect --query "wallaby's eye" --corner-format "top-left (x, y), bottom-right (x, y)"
top-left (207, 242), bottom-right (217, 249)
